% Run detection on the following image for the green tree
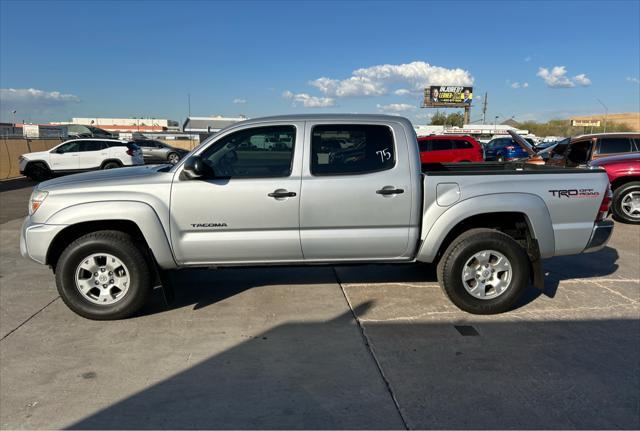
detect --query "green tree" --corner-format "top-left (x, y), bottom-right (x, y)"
top-left (430, 111), bottom-right (447, 125)
top-left (429, 111), bottom-right (464, 127)
top-left (446, 112), bottom-right (464, 127)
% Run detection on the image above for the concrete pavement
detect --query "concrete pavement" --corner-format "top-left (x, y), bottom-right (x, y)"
top-left (0, 180), bottom-right (638, 429)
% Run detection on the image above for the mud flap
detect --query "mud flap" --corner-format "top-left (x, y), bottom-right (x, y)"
top-left (159, 270), bottom-right (175, 305)
top-left (531, 258), bottom-right (545, 290)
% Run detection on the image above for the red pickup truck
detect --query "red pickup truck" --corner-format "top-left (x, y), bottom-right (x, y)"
top-left (590, 153), bottom-right (640, 224)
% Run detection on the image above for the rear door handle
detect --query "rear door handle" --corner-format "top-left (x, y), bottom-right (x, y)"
top-left (268, 189), bottom-right (297, 199)
top-left (376, 187), bottom-right (404, 196)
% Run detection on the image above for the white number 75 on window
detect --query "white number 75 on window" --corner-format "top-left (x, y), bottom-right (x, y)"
top-left (376, 148), bottom-right (392, 162)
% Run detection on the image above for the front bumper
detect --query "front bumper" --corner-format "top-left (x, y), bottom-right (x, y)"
top-left (583, 220), bottom-right (614, 253)
top-left (20, 217), bottom-right (67, 265)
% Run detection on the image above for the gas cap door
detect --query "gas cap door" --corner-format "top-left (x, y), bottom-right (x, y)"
top-left (436, 182), bottom-right (461, 207)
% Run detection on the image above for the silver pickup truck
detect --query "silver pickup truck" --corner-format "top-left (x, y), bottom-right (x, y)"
top-left (20, 114), bottom-right (614, 320)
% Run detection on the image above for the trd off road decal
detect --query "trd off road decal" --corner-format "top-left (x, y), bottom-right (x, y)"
top-left (548, 189), bottom-right (600, 199)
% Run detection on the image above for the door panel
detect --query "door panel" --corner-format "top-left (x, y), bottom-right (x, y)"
top-left (49, 141), bottom-right (80, 171)
top-left (300, 123), bottom-right (413, 260)
top-left (79, 141), bottom-right (107, 169)
top-left (170, 123), bottom-right (304, 264)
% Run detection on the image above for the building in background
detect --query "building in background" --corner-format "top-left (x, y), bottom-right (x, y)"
top-left (50, 117), bottom-right (180, 133)
top-left (414, 123), bottom-right (532, 143)
top-left (570, 112), bottom-right (640, 130)
top-left (182, 115), bottom-right (247, 140)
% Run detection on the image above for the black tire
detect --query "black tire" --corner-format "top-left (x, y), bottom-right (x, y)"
top-left (612, 182), bottom-right (640, 224)
top-left (25, 162), bottom-right (51, 181)
top-left (55, 230), bottom-right (152, 320)
top-left (167, 152), bottom-right (180, 165)
top-left (102, 161), bottom-right (121, 170)
top-left (437, 228), bottom-right (530, 314)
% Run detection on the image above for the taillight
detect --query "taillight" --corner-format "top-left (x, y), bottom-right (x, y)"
top-left (126, 148), bottom-right (134, 156)
top-left (597, 185), bottom-right (612, 221)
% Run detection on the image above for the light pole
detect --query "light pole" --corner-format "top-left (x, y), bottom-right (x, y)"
top-left (597, 99), bottom-right (608, 133)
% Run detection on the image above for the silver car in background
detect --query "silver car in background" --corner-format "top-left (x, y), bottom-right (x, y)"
top-left (132, 139), bottom-right (189, 165)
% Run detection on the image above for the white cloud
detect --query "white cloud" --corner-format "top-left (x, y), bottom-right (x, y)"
top-left (282, 90), bottom-right (335, 108)
top-left (309, 61), bottom-right (473, 98)
top-left (524, 56), bottom-right (532, 62)
top-left (1, 87), bottom-right (80, 104)
top-left (233, 98), bottom-right (246, 104)
top-left (572, 74), bottom-right (591, 86)
top-left (510, 82), bottom-right (529, 89)
top-left (394, 88), bottom-right (412, 96)
top-left (626, 76), bottom-right (640, 84)
top-left (376, 103), bottom-right (416, 113)
top-left (536, 66), bottom-right (591, 88)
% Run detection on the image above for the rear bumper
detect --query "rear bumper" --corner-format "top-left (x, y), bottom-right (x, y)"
top-left (583, 220), bottom-right (614, 253)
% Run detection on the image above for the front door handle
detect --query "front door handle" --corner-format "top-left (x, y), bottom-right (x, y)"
top-left (268, 189), bottom-right (297, 199)
top-left (376, 187), bottom-right (404, 196)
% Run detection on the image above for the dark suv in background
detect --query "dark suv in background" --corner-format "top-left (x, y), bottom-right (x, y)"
top-left (131, 139), bottom-right (189, 165)
top-left (547, 133), bottom-right (640, 167)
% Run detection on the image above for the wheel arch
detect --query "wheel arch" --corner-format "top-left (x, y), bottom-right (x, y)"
top-left (45, 201), bottom-right (177, 270)
top-left (24, 159), bottom-right (51, 170)
top-left (611, 176), bottom-right (640, 191)
top-left (100, 159), bottom-right (123, 169)
top-left (417, 193), bottom-right (555, 263)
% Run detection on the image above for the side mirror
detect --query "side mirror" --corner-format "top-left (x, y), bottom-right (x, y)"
top-left (181, 155), bottom-right (214, 180)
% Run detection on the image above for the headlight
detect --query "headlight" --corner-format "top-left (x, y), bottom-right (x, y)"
top-left (29, 190), bottom-right (48, 215)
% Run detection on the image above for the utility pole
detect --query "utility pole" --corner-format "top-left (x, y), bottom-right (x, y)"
top-left (597, 98), bottom-right (608, 133)
top-left (188, 94), bottom-right (191, 118)
top-left (482, 92), bottom-right (488, 124)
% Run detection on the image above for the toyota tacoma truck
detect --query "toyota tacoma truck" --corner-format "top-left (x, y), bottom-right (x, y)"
top-left (20, 114), bottom-right (614, 320)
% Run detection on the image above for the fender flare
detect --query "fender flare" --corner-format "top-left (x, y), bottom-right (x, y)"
top-left (45, 200), bottom-right (177, 269)
top-left (416, 193), bottom-right (555, 263)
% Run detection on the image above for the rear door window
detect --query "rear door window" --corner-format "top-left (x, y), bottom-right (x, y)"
top-left (597, 137), bottom-right (632, 154)
top-left (429, 140), bottom-right (453, 151)
top-left (311, 125), bottom-right (395, 175)
top-left (78, 141), bottom-right (104, 151)
top-left (452, 139), bottom-right (473, 149)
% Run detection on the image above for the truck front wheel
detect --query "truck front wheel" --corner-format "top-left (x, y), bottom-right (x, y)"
top-left (55, 230), bottom-right (152, 320)
top-left (437, 228), bottom-right (530, 314)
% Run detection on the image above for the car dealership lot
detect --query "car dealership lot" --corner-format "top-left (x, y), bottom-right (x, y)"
top-left (1, 180), bottom-right (638, 429)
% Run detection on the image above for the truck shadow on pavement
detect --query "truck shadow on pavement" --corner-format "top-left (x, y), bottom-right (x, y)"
top-left (138, 246), bottom-right (620, 317)
top-left (68, 304), bottom-right (639, 430)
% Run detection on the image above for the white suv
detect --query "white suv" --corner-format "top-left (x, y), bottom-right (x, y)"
top-left (19, 139), bottom-right (144, 181)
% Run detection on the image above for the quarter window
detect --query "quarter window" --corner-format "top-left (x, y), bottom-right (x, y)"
top-left (598, 138), bottom-right (631, 154)
top-left (200, 125), bottom-right (295, 178)
top-left (311, 125), bottom-right (395, 175)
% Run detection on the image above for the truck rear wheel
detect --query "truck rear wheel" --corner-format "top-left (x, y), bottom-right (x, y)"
top-left (612, 181), bottom-right (640, 224)
top-left (437, 228), bottom-right (530, 314)
top-left (54, 230), bottom-right (152, 320)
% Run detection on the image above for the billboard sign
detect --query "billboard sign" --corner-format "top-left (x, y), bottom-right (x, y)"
top-left (572, 119), bottom-right (601, 127)
top-left (423, 86), bottom-right (473, 107)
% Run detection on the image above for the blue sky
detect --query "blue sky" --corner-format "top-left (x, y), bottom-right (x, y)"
top-left (1, 0), bottom-right (639, 125)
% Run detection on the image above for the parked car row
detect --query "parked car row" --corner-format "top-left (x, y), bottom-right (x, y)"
top-left (19, 138), bottom-right (190, 181)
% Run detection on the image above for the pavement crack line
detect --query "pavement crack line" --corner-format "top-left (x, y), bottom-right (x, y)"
top-left (332, 267), bottom-right (410, 430)
top-left (0, 296), bottom-right (60, 342)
